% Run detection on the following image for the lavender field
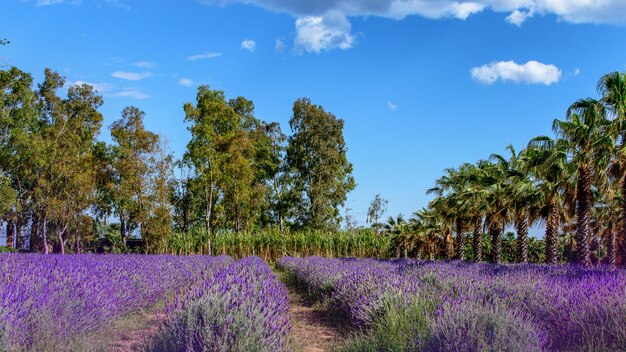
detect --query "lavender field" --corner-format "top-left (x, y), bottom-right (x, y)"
top-left (0, 254), bottom-right (291, 352)
top-left (279, 257), bottom-right (626, 352)
top-left (2, 253), bottom-right (625, 352)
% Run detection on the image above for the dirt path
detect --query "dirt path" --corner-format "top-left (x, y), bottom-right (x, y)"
top-left (278, 272), bottom-right (349, 352)
top-left (89, 305), bottom-right (162, 351)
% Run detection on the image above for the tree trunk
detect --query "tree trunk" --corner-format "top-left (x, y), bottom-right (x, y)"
top-left (30, 214), bottom-right (40, 252)
top-left (576, 166), bottom-right (592, 266)
top-left (456, 218), bottom-right (465, 260)
top-left (473, 216), bottom-right (482, 262)
top-left (516, 209), bottom-right (529, 263)
top-left (607, 225), bottom-right (617, 267)
top-left (205, 176), bottom-right (214, 256)
top-left (489, 221), bottom-right (502, 264)
top-left (621, 176), bottom-right (626, 266)
top-left (42, 215), bottom-right (49, 255)
top-left (58, 231), bottom-right (65, 255)
top-left (120, 208), bottom-right (127, 247)
top-left (57, 224), bottom-right (68, 255)
top-left (15, 218), bottom-right (22, 251)
top-left (6, 220), bottom-right (14, 249)
top-left (446, 233), bottom-right (454, 259)
top-left (545, 202), bottom-right (559, 264)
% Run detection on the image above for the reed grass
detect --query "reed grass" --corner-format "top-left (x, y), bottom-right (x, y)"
top-left (159, 228), bottom-right (393, 262)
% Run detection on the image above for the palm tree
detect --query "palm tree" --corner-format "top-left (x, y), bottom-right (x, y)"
top-left (476, 159), bottom-right (510, 263)
top-left (491, 146), bottom-right (540, 263)
top-left (554, 98), bottom-right (612, 266)
top-left (459, 162), bottom-right (488, 262)
top-left (598, 71), bottom-right (626, 266)
top-left (593, 181), bottom-right (620, 266)
top-left (428, 196), bottom-right (455, 259)
top-left (428, 166), bottom-right (472, 260)
top-left (383, 214), bottom-right (412, 258)
top-left (525, 138), bottom-right (572, 264)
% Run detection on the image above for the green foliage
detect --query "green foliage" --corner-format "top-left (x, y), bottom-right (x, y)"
top-left (158, 227), bottom-right (392, 261)
top-left (339, 299), bottom-right (434, 352)
top-left (287, 98), bottom-right (356, 230)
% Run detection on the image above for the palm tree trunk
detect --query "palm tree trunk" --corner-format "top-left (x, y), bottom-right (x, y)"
top-left (576, 166), bottom-right (592, 266)
top-left (545, 201), bottom-right (559, 264)
top-left (489, 222), bottom-right (501, 264)
top-left (615, 177), bottom-right (626, 265)
top-left (516, 210), bottom-right (529, 263)
top-left (607, 225), bottom-right (617, 267)
top-left (473, 216), bottom-right (482, 262)
top-left (456, 218), bottom-right (465, 260)
top-left (446, 233), bottom-right (454, 259)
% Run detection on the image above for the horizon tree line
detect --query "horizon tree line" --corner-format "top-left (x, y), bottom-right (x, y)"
top-left (387, 71), bottom-right (626, 267)
top-left (0, 66), bottom-right (355, 254)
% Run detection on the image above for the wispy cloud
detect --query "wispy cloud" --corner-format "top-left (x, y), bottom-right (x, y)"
top-left (132, 61), bottom-right (155, 69)
top-left (178, 78), bottom-right (193, 87)
top-left (470, 61), bottom-right (562, 86)
top-left (72, 80), bottom-right (113, 93)
top-left (387, 100), bottom-right (397, 111)
top-left (111, 89), bottom-right (150, 99)
top-left (241, 39), bottom-right (256, 52)
top-left (275, 39), bottom-right (286, 53)
top-left (111, 71), bottom-right (152, 81)
top-left (187, 52), bottom-right (222, 61)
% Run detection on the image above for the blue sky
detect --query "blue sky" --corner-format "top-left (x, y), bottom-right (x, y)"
top-left (2, 0), bottom-right (626, 230)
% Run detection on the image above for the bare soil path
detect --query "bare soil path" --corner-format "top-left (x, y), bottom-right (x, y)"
top-left (89, 304), bottom-right (162, 352)
top-left (277, 270), bottom-right (350, 352)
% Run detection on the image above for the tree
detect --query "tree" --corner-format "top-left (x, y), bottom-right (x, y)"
top-left (0, 67), bottom-right (38, 250)
top-left (110, 106), bottom-right (158, 247)
top-left (428, 166), bottom-right (472, 260)
top-left (38, 71), bottom-right (103, 254)
top-left (143, 138), bottom-right (174, 253)
top-left (286, 98), bottom-right (355, 229)
top-left (553, 99), bottom-right (612, 266)
top-left (526, 137), bottom-right (572, 264)
top-left (598, 71), bottom-right (626, 266)
top-left (491, 146), bottom-right (542, 263)
top-left (366, 194), bottom-right (388, 232)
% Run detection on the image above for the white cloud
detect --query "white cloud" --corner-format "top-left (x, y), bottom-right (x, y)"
top-left (574, 68), bottom-right (581, 76)
top-left (505, 9), bottom-right (532, 26)
top-left (471, 60), bottom-right (562, 85)
top-left (275, 39), bottom-right (286, 53)
top-left (111, 89), bottom-right (150, 99)
top-left (132, 61), bottom-right (155, 68)
top-left (111, 71), bottom-right (152, 81)
top-left (178, 78), bottom-right (193, 87)
top-left (241, 39), bottom-right (256, 52)
top-left (387, 100), bottom-right (398, 111)
top-left (187, 52), bottom-right (222, 61)
top-left (72, 80), bottom-right (112, 93)
top-left (295, 11), bottom-right (355, 53)
top-left (201, 0), bottom-right (626, 48)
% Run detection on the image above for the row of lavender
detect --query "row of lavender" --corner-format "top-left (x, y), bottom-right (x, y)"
top-left (279, 257), bottom-right (626, 351)
top-left (0, 254), bottom-right (233, 350)
top-left (150, 256), bottom-right (292, 352)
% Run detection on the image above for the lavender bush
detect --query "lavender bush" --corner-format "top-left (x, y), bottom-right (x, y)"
top-left (150, 256), bottom-right (292, 352)
top-left (0, 254), bottom-right (233, 351)
top-left (279, 257), bottom-right (626, 352)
